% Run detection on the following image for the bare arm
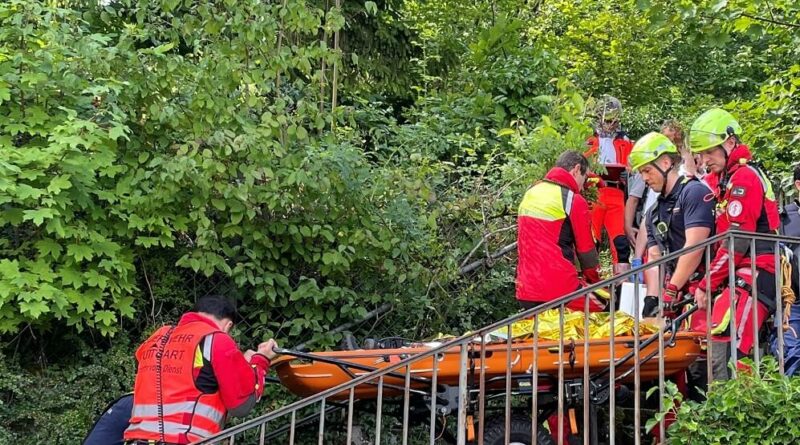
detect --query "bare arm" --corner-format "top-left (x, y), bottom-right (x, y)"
top-left (624, 196), bottom-right (640, 246)
top-left (645, 246), bottom-right (662, 295)
top-left (668, 227), bottom-right (711, 289)
top-left (634, 218), bottom-right (649, 259)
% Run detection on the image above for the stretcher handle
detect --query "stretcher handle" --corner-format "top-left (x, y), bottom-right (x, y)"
top-left (592, 304), bottom-right (699, 383)
top-left (273, 347), bottom-right (434, 386)
top-left (666, 295), bottom-right (694, 313)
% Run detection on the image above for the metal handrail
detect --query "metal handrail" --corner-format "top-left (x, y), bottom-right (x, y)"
top-left (194, 230), bottom-right (800, 444)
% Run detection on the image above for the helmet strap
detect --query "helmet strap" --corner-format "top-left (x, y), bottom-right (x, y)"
top-left (653, 160), bottom-right (674, 196)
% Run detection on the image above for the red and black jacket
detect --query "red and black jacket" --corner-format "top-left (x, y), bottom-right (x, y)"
top-left (516, 167), bottom-right (602, 311)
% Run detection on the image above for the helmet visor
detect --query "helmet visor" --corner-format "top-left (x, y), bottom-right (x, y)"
top-left (689, 130), bottom-right (727, 153)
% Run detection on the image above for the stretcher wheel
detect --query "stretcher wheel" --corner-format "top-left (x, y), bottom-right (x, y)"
top-left (481, 413), bottom-right (556, 445)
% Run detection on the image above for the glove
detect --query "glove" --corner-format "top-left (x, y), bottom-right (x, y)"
top-left (586, 172), bottom-right (607, 188)
top-left (642, 296), bottom-right (659, 318)
top-left (662, 283), bottom-right (679, 303)
top-left (582, 266), bottom-right (601, 285)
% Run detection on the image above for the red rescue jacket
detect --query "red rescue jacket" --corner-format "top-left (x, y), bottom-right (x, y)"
top-left (516, 167), bottom-right (602, 310)
top-left (585, 132), bottom-right (633, 168)
top-left (701, 145), bottom-right (780, 292)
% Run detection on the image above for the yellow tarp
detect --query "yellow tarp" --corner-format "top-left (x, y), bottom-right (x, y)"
top-left (489, 309), bottom-right (659, 341)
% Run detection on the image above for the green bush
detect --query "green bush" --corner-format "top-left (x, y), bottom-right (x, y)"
top-left (667, 357), bottom-right (800, 444)
top-left (0, 343), bottom-right (135, 445)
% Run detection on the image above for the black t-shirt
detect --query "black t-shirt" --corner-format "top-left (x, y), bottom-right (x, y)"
top-left (646, 177), bottom-right (716, 254)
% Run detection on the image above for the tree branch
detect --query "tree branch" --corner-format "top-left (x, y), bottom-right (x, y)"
top-left (458, 225), bottom-right (517, 268)
top-left (740, 12), bottom-right (800, 28)
top-left (294, 303), bottom-right (393, 351)
top-left (459, 242), bottom-right (517, 275)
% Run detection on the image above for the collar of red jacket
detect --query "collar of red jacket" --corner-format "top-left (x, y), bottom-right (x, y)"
top-left (725, 144), bottom-right (752, 172)
top-left (179, 312), bottom-right (221, 329)
top-left (544, 167), bottom-right (580, 193)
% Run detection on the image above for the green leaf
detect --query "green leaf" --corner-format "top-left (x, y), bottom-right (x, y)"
top-left (211, 199), bottom-right (226, 211)
top-left (113, 296), bottom-right (135, 318)
top-left (0, 280), bottom-right (13, 300)
top-left (85, 269), bottom-right (109, 289)
top-left (710, 0), bottom-right (728, 13)
top-left (23, 208), bottom-right (57, 225)
top-left (109, 125), bottom-right (129, 141)
top-left (47, 175), bottom-right (72, 194)
top-left (0, 260), bottom-right (21, 279)
top-left (60, 267), bottom-right (83, 288)
top-left (65, 288), bottom-right (97, 313)
top-left (0, 80), bottom-right (10, 105)
top-left (35, 238), bottom-right (62, 259)
top-left (46, 218), bottom-right (66, 237)
top-left (15, 184), bottom-right (45, 200)
top-left (20, 300), bottom-right (49, 319)
top-left (67, 244), bottom-right (94, 262)
top-left (152, 42), bottom-right (175, 54)
top-left (94, 310), bottom-right (117, 326)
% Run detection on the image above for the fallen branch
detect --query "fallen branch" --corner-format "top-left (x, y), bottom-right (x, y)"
top-left (294, 302), bottom-right (393, 351)
top-left (458, 225), bottom-right (517, 268)
top-left (459, 242), bottom-right (517, 275)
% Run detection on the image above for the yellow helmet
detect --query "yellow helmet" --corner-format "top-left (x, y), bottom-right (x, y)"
top-left (689, 108), bottom-right (742, 153)
top-left (629, 132), bottom-right (678, 170)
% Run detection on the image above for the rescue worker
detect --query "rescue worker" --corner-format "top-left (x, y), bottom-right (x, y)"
top-left (124, 295), bottom-right (279, 444)
top-left (516, 150), bottom-right (604, 312)
top-left (774, 164), bottom-right (800, 376)
top-left (585, 95), bottom-right (634, 273)
top-left (689, 108), bottom-right (781, 379)
top-left (83, 394), bottom-right (133, 445)
top-left (781, 164), bottom-right (800, 259)
top-left (629, 132), bottom-right (716, 318)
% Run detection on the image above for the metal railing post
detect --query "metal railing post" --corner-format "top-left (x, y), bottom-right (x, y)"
top-left (608, 283), bottom-right (616, 445)
top-left (775, 241), bottom-right (785, 374)
top-left (633, 271), bottom-right (641, 445)
top-left (583, 294), bottom-right (590, 445)
top-left (705, 243), bottom-right (713, 385)
top-left (505, 324), bottom-right (513, 445)
top-left (430, 351), bottom-right (439, 445)
top-left (751, 238), bottom-right (760, 370)
top-left (557, 304), bottom-right (565, 445)
top-left (657, 261), bottom-right (666, 443)
top-left (456, 343), bottom-right (468, 445)
top-left (532, 314), bottom-right (540, 444)
top-left (728, 234), bottom-right (738, 379)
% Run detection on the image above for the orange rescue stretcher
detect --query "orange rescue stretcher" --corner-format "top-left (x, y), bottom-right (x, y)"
top-left (274, 311), bottom-right (703, 401)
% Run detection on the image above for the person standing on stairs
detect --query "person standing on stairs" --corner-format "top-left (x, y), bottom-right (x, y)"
top-left (584, 95), bottom-right (634, 276)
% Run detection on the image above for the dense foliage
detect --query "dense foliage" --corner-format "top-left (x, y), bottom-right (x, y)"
top-left (666, 357), bottom-right (800, 444)
top-left (0, 0), bottom-right (798, 442)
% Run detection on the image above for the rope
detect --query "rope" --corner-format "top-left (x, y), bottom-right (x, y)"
top-left (781, 255), bottom-right (796, 333)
